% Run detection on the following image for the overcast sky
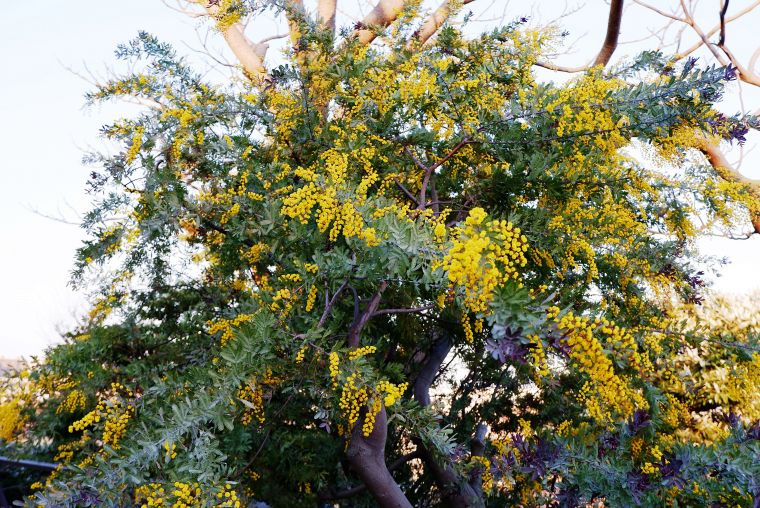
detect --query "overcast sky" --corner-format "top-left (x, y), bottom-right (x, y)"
top-left (1, 1), bottom-right (758, 359)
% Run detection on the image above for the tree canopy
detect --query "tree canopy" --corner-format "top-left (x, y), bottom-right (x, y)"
top-left (2, 1), bottom-right (759, 507)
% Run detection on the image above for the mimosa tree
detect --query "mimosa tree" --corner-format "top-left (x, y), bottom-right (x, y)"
top-left (2, 1), bottom-right (759, 506)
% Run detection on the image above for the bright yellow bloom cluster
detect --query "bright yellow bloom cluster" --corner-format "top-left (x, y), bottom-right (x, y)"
top-left (215, 484), bottom-right (242, 507)
top-left (237, 383), bottom-right (265, 425)
top-left (339, 373), bottom-right (369, 432)
top-left (347, 345), bottom-right (376, 361)
top-left (136, 481), bottom-right (240, 508)
top-left (56, 389), bottom-right (86, 414)
top-left (305, 285), bottom-right (318, 312)
top-left (69, 384), bottom-right (135, 449)
top-left (164, 441), bottom-right (178, 461)
top-left (440, 208), bottom-right (528, 315)
top-left (470, 456), bottom-right (494, 494)
top-left (329, 352), bottom-right (340, 387)
top-left (295, 346), bottom-right (307, 364)
top-left (376, 380), bottom-right (407, 407)
top-left (545, 73), bottom-right (626, 155)
top-left (551, 308), bottom-right (647, 423)
top-left (280, 146), bottom-right (381, 247)
top-left (207, 314), bottom-right (254, 346)
top-left (0, 400), bottom-right (21, 441)
top-left (125, 125), bottom-right (145, 164)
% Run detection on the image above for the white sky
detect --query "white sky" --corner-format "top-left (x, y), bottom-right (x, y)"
top-left (1, 1), bottom-right (758, 359)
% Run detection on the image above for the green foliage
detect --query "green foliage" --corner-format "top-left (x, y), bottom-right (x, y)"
top-left (3, 11), bottom-right (759, 508)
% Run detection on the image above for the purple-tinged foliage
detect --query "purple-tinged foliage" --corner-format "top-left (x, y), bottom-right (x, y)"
top-left (627, 409), bottom-right (651, 435)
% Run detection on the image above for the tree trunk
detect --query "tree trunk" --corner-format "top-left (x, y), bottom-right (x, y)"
top-left (346, 406), bottom-right (412, 508)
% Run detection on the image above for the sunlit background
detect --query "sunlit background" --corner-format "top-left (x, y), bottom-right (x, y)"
top-left (1, 1), bottom-right (758, 359)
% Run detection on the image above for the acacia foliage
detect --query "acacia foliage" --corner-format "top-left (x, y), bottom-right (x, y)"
top-left (3, 9), bottom-right (760, 508)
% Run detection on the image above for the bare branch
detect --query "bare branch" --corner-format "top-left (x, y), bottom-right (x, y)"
top-left (419, 136), bottom-right (473, 209)
top-left (347, 281), bottom-right (388, 347)
top-left (593, 0), bottom-right (625, 66)
top-left (371, 304), bottom-right (434, 317)
top-left (317, 0), bottom-right (338, 33)
top-left (718, 0), bottom-right (729, 47)
top-left (719, 45), bottom-right (760, 87)
top-left (198, 1), bottom-right (269, 80)
top-left (679, 0), bottom-right (729, 66)
top-left (412, 0), bottom-right (477, 46)
top-left (354, 0), bottom-right (407, 45)
top-left (664, 0), bottom-right (760, 59)
top-left (633, 0), bottom-right (684, 22)
top-left (319, 279), bottom-right (350, 328)
top-left (535, 0), bottom-right (625, 72)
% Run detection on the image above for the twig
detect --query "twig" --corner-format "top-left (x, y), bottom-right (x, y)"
top-left (371, 305), bottom-right (435, 317)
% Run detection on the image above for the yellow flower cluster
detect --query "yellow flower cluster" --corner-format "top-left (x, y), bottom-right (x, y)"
top-left (545, 73), bottom-right (626, 155)
top-left (295, 346), bottom-right (307, 364)
top-left (280, 146), bottom-right (381, 247)
top-left (207, 314), bottom-right (254, 346)
top-left (551, 308), bottom-right (647, 423)
top-left (376, 380), bottom-right (407, 407)
top-left (125, 125), bottom-right (145, 164)
top-left (135, 481), bottom-right (240, 508)
top-left (336, 373), bottom-right (407, 437)
top-left (164, 441), bottom-right (178, 461)
top-left (440, 207), bottom-right (528, 316)
top-left (329, 352), bottom-right (340, 387)
top-left (0, 400), bottom-right (21, 441)
top-left (171, 482), bottom-right (202, 508)
top-left (305, 285), bottom-right (318, 312)
top-left (347, 345), bottom-right (377, 361)
top-left (470, 456), bottom-right (494, 494)
top-left (237, 383), bottom-right (265, 425)
top-left (339, 373), bottom-right (369, 432)
top-left (67, 383), bottom-right (134, 449)
top-left (241, 243), bottom-right (268, 265)
top-left (56, 389), bottom-right (86, 414)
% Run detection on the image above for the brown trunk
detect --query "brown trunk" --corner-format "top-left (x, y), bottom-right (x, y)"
top-left (346, 406), bottom-right (413, 508)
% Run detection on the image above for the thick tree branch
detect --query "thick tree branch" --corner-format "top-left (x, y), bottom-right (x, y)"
top-left (697, 139), bottom-right (760, 234)
top-left (354, 0), bottom-right (407, 44)
top-left (412, 0), bottom-right (477, 45)
top-left (317, 0), bottom-right (338, 33)
top-left (467, 423), bottom-right (488, 497)
top-left (593, 0), bottom-right (625, 66)
top-left (535, 0), bottom-right (624, 72)
top-left (199, 2), bottom-right (268, 80)
top-left (319, 451), bottom-right (420, 501)
top-left (346, 407), bottom-right (413, 508)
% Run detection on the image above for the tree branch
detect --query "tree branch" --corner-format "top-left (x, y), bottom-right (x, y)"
top-left (697, 139), bottom-right (760, 234)
top-left (419, 136), bottom-right (472, 209)
top-left (318, 451), bottom-right (420, 501)
top-left (199, 2), bottom-right (268, 80)
top-left (593, 0), bottom-right (625, 66)
top-left (535, 0), bottom-right (624, 72)
top-left (371, 304), bottom-right (435, 317)
top-left (347, 281), bottom-right (388, 347)
top-left (412, 0), bottom-right (477, 46)
top-left (317, 0), bottom-right (338, 33)
top-left (353, 0), bottom-right (407, 44)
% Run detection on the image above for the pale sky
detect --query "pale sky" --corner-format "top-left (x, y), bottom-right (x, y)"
top-left (1, 1), bottom-right (758, 359)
